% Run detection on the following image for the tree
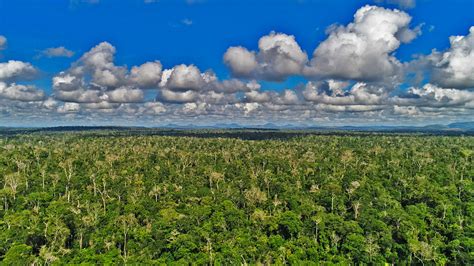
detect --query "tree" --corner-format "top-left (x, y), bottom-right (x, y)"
top-left (116, 213), bottom-right (138, 262)
top-left (3, 244), bottom-right (35, 264)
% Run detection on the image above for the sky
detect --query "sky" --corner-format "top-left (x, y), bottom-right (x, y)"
top-left (0, 0), bottom-right (473, 127)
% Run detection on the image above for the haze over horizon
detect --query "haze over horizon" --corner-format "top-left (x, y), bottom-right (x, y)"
top-left (1, 0), bottom-right (473, 127)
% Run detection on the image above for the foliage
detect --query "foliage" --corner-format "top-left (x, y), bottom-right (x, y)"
top-left (0, 132), bottom-right (472, 264)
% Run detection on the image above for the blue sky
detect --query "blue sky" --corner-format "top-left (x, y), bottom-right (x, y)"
top-left (0, 0), bottom-right (473, 126)
top-left (1, 0), bottom-right (472, 91)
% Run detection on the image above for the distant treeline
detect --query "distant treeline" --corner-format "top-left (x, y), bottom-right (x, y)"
top-left (1, 126), bottom-right (472, 139)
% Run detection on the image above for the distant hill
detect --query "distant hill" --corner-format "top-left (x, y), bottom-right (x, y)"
top-left (448, 122), bottom-right (474, 130)
top-left (1, 121), bottom-right (473, 136)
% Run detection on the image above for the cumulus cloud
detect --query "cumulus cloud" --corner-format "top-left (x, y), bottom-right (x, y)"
top-left (48, 43), bottom-right (263, 119)
top-left (57, 102), bottom-right (81, 113)
top-left (224, 5), bottom-right (420, 83)
top-left (158, 89), bottom-right (198, 103)
top-left (164, 64), bottom-right (204, 91)
top-left (130, 61), bottom-right (163, 88)
top-left (278, 90), bottom-right (299, 105)
top-left (82, 101), bottom-right (118, 110)
top-left (0, 60), bottom-right (37, 81)
top-left (224, 32), bottom-right (308, 81)
top-left (53, 73), bottom-right (84, 92)
top-left (223, 47), bottom-right (257, 77)
top-left (54, 87), bottom-right (103, 103)
top-left (0, 47), bottom-right (45, 104)
top-left (250, 90), bottom-right (301, 110)
top-left (159, 64), bottom-right (260, 104)
top-left (78, 42), bottom-right (127, 88)
top-left (0, 82), bottom-right (45, 101)
top-left (158, 85), bottom-right (241, 104)
top-left (428, 27), bottom-right (474, 89)
top-left (235, 102), bottom-right (260, 115)
top-left (315, 103), bottom-right (384, 113)
top-left (105, 86), bottom-right (144, 103)
top-left (52, 42), bottom-right (163, 104)
top-left (143, 102), bottom-right (167, 114)
top-left (240, 88), bottom-right (303, 113)
top-left (40, 46), bottom-right (75, 58)
top-left (303, 81), bottom-right (387, 106)
top-left (393, 105), bottom-right (420, 116)
top-left (305, 5), bottom-right (421, 82)
top-left (42, 98), bottom-right (59, 109)
top-left (182, 102), bottom-right (209, 114)
top-left (392, 83), bottom-right (474, 108)
top-left (244, 90), bottom-right (273, 103)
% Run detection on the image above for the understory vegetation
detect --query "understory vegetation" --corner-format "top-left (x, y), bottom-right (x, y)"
top-left (0, 132), bottom-right (473, 264)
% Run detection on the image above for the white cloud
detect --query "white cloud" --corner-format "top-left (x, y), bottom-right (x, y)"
top-left (164, 64), bottom-right (204, 91)
top-left (143, 102), bottom-right (167, 114)
top-left (53, 73), bottom-right (84, 92)
top-left (0, 60), bottom-right (37, 81)
top-left (0, 82), bottom-right (45, 101)
top-left (235, 102), bottom-right (260, 115)
top-left (315, 103), bottom-right (384, 113)
top-left (224, 32), bottom-right (308, 81)
top-left (54, 88), bottom-right (103, 103)
top-left (159, 89), bottom-right (198, 103)
top-left (52, 42), bottom-right (164, 104)
top-left (223, 5), bottom-right (420, 84)
top-left (392, 83), bottom-right (474, 108)
top-left (303, 81), bottom-right (387, 105)
top-left (211, 78), bottom-right (256, 93)
top-left (105, 86), bottom-right (144, 103)
top-left (278, 89), bottom-right (299, 105)
top-left (393, 105), bottom-right (420, 116)
top-left (0, 48), bottom-right (44, 104)
top-left (40, 46), bottom-right (75, 58)
top-left (244, 90), bottom-right (273, 103)
top-left (82, 101), bottom-right (118, 110)
top-left (429, 26), bottom-right (474, 89)
top-left (78, 42), bottom-right (127, 88)
top-left (130, 61), bottom-right (162, 88)
top-left (223, 47), bottom-right (258, 77)
top-left (182, 102), bottom-right (208, 114)
top-left (57, 102), bottom-right (81, 113)
top-left (305, 5), bottom-right (420, 81)
top-left (158, 65), bottom-right (257, 104)
top-left (198, 90), bottom-right (239, 104)
top-left (42, 98), bottom-right (59, 109)
top-left (257, 32), bottom-right (307, 78)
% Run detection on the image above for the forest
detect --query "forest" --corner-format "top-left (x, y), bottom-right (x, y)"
top-left (0, 131), bottom-right (472, 264)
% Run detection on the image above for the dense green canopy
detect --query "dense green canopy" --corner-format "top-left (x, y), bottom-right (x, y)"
top-left (0, 132), bottom-right (473, 264)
